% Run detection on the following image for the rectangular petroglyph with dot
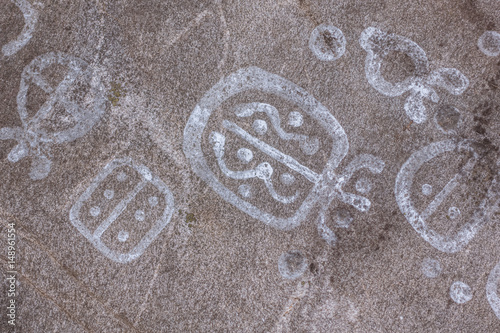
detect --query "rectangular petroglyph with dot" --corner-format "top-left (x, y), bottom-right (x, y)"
top-left (69, 158), bottom-right (175, 263)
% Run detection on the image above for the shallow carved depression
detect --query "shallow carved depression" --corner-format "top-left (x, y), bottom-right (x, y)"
top-left (435, 104), bottom-right (460, 133)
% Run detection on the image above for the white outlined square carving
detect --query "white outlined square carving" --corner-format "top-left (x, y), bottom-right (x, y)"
top-left (69, 158), bottom-right (175, 263)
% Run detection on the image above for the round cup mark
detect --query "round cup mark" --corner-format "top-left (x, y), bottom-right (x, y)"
top-left (117, 230), bottom-right (129, 242)
top-left (434, 105), bottom-right (460, 134)
top-left (355, 177), bottom-right (372, 194)
top-left (134, 209), bottom-right (145, 222)
top-left (253, 119), bottom-right (268, 135)
top-left (288, 111), bottom-right (303, 127)
top-left (478, 31), bottom-right (500, 57)
top-left (334, 207), bottom-right (353, 228)
top-left (237, 148), bottom-right (254, 164)
top-left (148, 196), bottom-right (159, 207)
top-left (116, 172), bottom-right (128, 182)
top-left (90, 206), bottom-right (100, 217)
top-left (450, 281), bottom-right (472, 304)
top-left (448, 206), bottom-right (460, 220)
top-left (309, 24), bottom-right (346, 61)
top-left (238, 184), bottom-right (252, 198)
top-left (104, 189), bottom-right (114, 199)
top-left (280, 173), bottom-right (295, 186)
top-left (422, 184), bottom-right (433, 196)
top-left (278, 250), bottom-right (308, 280)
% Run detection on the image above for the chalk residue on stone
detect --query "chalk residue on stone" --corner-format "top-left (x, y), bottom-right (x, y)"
top-left (359, 27), bottom-right (469, 124)
top-left (309, 24), bottom-right (346, 61)
top-left (478, 31), bottom-right (500, 57)
top-left (395, 140), bottom-right (500, 253)
top-left (2, 0), bottom-right (38, 57)
top-left (450, 281), bottom-right (472, 304)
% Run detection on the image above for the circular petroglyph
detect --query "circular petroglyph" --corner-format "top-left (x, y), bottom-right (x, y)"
top-left (134, 209), bottom-right (145, 222)
top-left (116, 171), bottom-right (128, 182)
top-left (280, 173), bottom-right (296, 185)
top-left (478, 31), bottom-right (500, 57)
top-left (237, 148), bottom-right (254, 164)
top-left (278, 250), bottom-right (308, 280)
top-left (117, 230), bottom-right (129, 242)
top-left (450, 281), bottom-right (473, 304)
top-left (422, 184), bottom-right (433, 196)
top-left (421, 257), bottom-right (442, 278)
top-left (253, 119), bottom-right (268, 135)
top-left (104, 189), bottom-right (114, 199)
top-left (148, 196), bottom-right (159, 207)
top-left (90, 206), bottom-right (100, 217)
top-left (448, 206), bottom-right (460, 220)
top-left (29, 155), bottom-right (52, 180)
top-left (309, 24), bottom-right (346, 61)
top-left (332, 207), bottom-right (353, 228)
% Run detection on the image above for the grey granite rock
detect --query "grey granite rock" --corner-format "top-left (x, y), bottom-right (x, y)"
top-left (1, 0), bottom-right (500, 332)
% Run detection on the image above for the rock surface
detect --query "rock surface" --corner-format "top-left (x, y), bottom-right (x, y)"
top-left (1, 0), bottom-right (500, 332)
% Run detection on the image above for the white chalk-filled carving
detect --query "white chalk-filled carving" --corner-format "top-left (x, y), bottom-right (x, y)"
top-left (487, 260), bottom-right (500, 320)
top-left (478, 31), bottom-right (500, 57)
top-left (183, 67), bottom-right (384, 247)
top-left (395, 140), bottom-right (500, 253)
top-left (2, 0), bottom-right (38, 57)
top-left (0, 52), bottom-right (105, 179)
top-left (309, 24), bottom-right (346, 61)
top-left (359, 27), bottom-right (469, 124)
top-left (450, 281), bottom-right (473, 304)
top-left (69, 158), bottom-right (175, 263)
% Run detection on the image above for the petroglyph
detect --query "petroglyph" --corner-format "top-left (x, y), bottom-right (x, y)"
top-left (421, 257), bottom-right (441, 278)
top-left (309, 24), bottom-right (346, 61)
top-left (487, 260), bottom-right (500, 320)
top-left (434, 105), bottom-right (461, 134)
top-left (478, 31), bottom-right (500, 57)
top-left (450, 281), bottom-right (472, 304)
top-left (360, 27), bottom-right (469, 124)
top-left (0, 52), bottom-right (106, 179)
top-left (278, 250), bottom-right (308, 280)
top-left (2, 0), bottom-right (38, 57)
top-left (183, 66), bottom-right (384, 248)
top-left (69, 158), bottom-right (175, 263)
top-left (395, 140), bottom-right (500, 253)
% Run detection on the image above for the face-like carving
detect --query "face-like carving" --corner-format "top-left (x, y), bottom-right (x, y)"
top-left (183, 66), bottom-right (384, 246)
top-left (395, 140), bottom-right (500, 253)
